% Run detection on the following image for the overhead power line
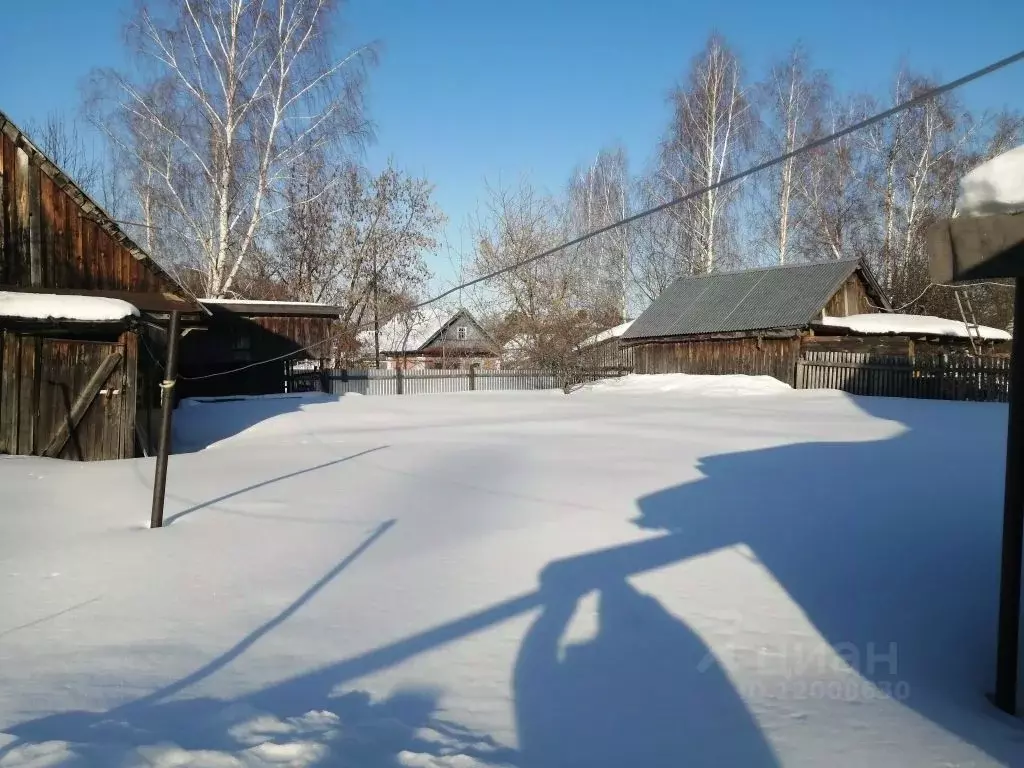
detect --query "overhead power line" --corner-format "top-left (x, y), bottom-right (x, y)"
top-left (176, 47), bottom-right (1024, 382)
top-left (415, 46), bottom-right (1024, 310)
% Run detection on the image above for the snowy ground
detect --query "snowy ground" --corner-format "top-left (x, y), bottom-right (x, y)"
top-left (2, 375), bottom-right (1024, 767)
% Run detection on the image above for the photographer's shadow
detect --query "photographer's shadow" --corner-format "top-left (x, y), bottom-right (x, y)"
top-left (514, 554), bottom-right (780, 767)
top-left (629, 396), bottom-right (1017, 763)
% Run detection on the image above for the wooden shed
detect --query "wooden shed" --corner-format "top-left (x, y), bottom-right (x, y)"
top-left (177, 299), bottom-right (348, 399)
top-left (621, 259), bottom-right (892, 385)
top-left (622, 258), bottom-right (1013, 390)
top-left (0, 108), bottom-right (202, 460)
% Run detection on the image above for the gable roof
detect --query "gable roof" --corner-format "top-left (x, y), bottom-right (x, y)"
top-left (0, 108), bottom-right (201, 313)
top-left (419, 308), bottom-right (498, 351)
top-left (623, 259), bottom-right (890, 341)
top-left (359, 308), bottom-right (497, 354)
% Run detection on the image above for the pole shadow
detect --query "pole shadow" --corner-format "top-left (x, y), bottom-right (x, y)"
top-left (164, 445), bottom-right (387, 525)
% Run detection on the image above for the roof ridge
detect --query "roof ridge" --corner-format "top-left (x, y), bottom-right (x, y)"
top-left (675, 258), bottom-right (861, 280)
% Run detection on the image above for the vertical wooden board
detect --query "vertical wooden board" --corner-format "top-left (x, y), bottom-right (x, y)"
top-left (28, 160), bottom-right (42, 285)
top-left (17, 336), bottom-right (37, 454)
top-left (35, 340), bottom-right (56, 457)
top-left (120, 332), bottom-right (138, 459)
top-left (39, 175), bottom-right (54, 286)
top-left (14, 147), bottom-right (30, 284)
top-left (49, 184), bottom-right (62, 287)
top-left (0, 138), bottom-right (6, 285)
top-left (0, 332), bottom-right (18, 453)
top-left (94, 227), bottom-right (108, 289)
top-left (69, 202), bottom-right (83, 287)
top-left (81, 216), bottom-right (92, 289)
top-left (85, 219), bottom-right (98, 289)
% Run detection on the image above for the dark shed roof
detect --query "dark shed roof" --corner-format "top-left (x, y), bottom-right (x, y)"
top-left (623, 259), bottom-right (889, 340)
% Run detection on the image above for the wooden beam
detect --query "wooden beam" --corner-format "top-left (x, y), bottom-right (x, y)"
top-left (42, 350), bottom-right (122, 458)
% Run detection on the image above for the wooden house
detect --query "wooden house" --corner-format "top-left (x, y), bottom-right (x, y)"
top-left (622, 258), bottom-right (1010, 387)
top-left (0, 108), bottom-right (202, 460)
top-left (363, 308), bottom-right (501, 370)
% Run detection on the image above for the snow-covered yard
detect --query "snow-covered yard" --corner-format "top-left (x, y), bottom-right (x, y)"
top-left (1, 376), bottom-right (1023, 767)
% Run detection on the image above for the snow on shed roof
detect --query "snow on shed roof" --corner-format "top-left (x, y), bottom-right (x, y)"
top-left (201, 298), bottom-right (344, 317)
top-left (579, 320), bottom-right (634, 349)
top-left (623, 259), bottom-right (889, 340)
top-left (817, 313), bottom-right (1011, 341)
top-left (0, 291), bottom-right (139, 322)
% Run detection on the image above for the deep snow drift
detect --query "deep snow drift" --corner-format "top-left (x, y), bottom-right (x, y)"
top-left (2, 380), bottom-right (1024, 767)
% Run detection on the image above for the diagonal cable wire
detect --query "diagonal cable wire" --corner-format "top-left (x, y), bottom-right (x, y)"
top-left (175, 47), bottom-right (1024, 381)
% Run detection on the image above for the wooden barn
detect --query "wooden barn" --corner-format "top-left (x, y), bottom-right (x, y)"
top-left (178, 299), bottom-right (348, 399)
top-left (622, 259), bottom-right (891, 384)
top-left (620, 258), bottom-right (1014, 393)
top-left (0, 108), bottom-right (202, 460)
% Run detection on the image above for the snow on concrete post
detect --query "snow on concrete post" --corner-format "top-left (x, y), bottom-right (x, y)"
top-left (927, 143), bottom-right (1024, 715)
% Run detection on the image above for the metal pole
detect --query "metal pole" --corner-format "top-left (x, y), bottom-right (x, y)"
top-left (995, 281), bottom-right (1024, 714)
top-left (150, 310), bottom-right (181, 530)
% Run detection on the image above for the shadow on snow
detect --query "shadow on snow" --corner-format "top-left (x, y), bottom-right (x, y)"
top-left (3, 394), bottom-right (1021, 766)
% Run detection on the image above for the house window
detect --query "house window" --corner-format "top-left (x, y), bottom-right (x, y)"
top-left (456, 326), bottom-right (468, 341)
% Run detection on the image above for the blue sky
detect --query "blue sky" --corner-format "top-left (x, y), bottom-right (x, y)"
top-left (1, 0), bottom-right (1022, 287)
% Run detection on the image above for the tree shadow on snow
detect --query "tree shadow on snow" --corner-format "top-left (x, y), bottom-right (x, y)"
top-left (2, 687), bottom-right (514, 768)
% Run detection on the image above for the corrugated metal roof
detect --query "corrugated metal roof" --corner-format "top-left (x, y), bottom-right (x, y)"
top-left (624, 259), bottom-right (867, 340)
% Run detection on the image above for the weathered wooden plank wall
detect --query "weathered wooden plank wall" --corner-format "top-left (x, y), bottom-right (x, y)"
top-left (628, 337), bottom-right (801, 385)
top-left (823, 274), bottom-right (876, 317)
top-left (0, 331), bottom-right (135, 460)
top-left (177, 314), bottom-right (340, 399)
top-left (0, 127), bottom-right (177, 294)
top-left (797, 350), bottom-right (1011, 402)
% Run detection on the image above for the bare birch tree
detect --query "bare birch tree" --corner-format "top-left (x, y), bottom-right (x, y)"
top-left (658, 33), bottom-right (753, 274)
top-left (566, 146), bottom-right (636, 319)
top-left (797, 95), bottom-right (874, 263)
top-left (753, 45), bottom-right (827, 264)
top-left (90, 0), bottom-right (375, 297)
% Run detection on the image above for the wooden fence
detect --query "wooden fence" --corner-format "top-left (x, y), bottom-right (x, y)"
top-left (796, 351), bottom-right (1011, 402)
top-left (286, 365), bottom-right (623, 396)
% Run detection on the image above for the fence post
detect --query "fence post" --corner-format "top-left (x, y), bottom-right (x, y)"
top-left (469, 364), bottom-right (477, 391)
top-left (319, 359), bottom-right (329, 394)
top-left (396, 365), bottom-right (404, 395)
top-left (794, 359), bottom-right (805, 389)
